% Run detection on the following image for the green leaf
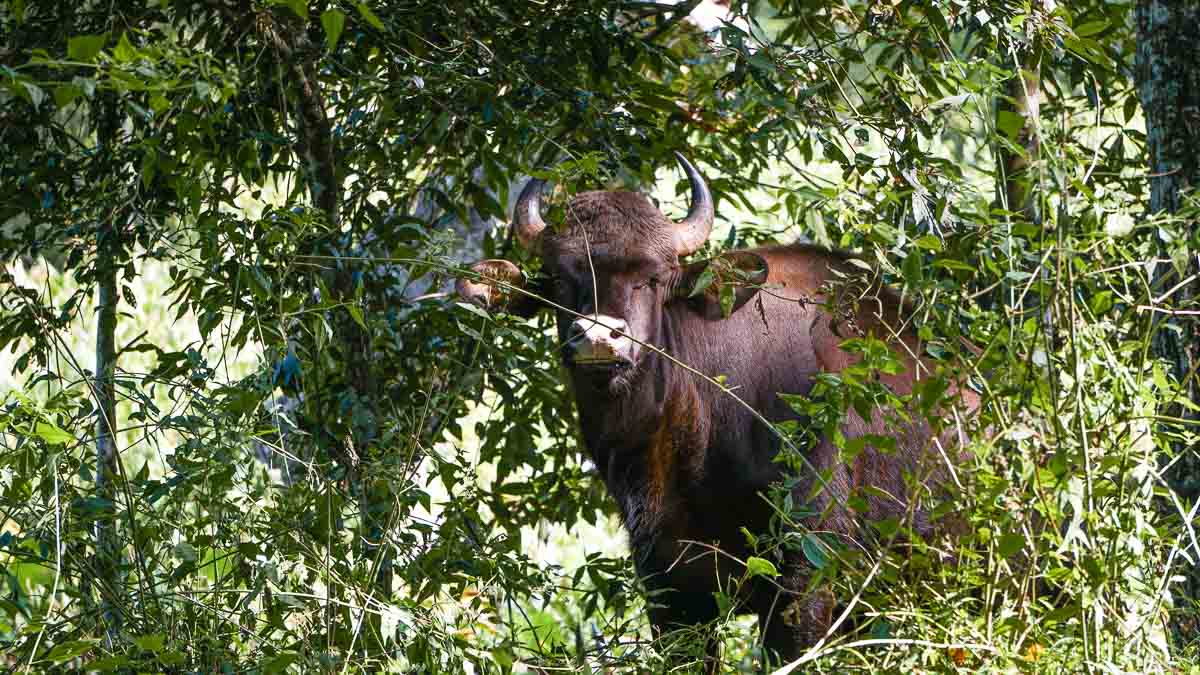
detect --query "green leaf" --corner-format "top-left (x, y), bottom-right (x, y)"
top-left (279, 0), bottom-right (309, 20)
top-left (902, 250), bottom-right (922, 285)
top-left (740, 526), bottom-right (758, 548)
top-left (801, 533), bottom-right (828, 569)
top-left (149, 92), bottom-right (169, 114)
top-left (53, 84), bottom-right (80, 108)
top-left (321, 9), bottom-right (346, 52)
top-left (131, 633), bottom-right (165, 652)
top-left (35, 421), bottom-right (73, 446)
top-left (719, 283), bottom-right (735, 318)
top-left (932, 258), bottom-right (975, 272)
top-left (347, 305), bottom-right (366, 330)
top-left (1088, 290), bottom-right (1114, 316)
top-left (996, 109), bottom-right (1025, 140)
top-left (67, 34), bottom-right (107, 62)
top-left (745, 556), bottom-right (779, 578)
top-left (356, 2), bottom-right (385, 30)
top-left (46, 639), bottom-right (97, 664)
top-left (688, 265), bottom-right (716, 298)
top-left (997, 532), bottom-right (1025, 558)
top-left (1123, 94), bottom-right (1139, 124)
top-left (1061, 36), bottom-right (1110, 67)
top-left (112, 32), bottom-right (138, 63)
top-left (914, 235), bottom-right (942, 251)
top-left (141, 148), bottom-right (157, 189)
top-left (1075, 21), bottom-right (1108, 38)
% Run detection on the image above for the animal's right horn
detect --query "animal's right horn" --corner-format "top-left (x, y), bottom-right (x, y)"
top-left (672, 152), bottom-right (714, 256)
top-left (512, 177), bottom-right (548, 251)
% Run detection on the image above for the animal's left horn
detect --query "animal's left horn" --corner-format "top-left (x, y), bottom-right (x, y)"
top-left (671, 152), bottom-right (714, 256)
top-left (512, 177), bottom-right (548, 252)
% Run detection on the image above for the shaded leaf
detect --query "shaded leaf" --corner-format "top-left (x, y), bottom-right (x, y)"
top-left (322, 9), bottom-right (346, 52)
top-left (67, 34), bottom-right (107, 62)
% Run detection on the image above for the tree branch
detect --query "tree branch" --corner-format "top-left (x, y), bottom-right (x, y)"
top-left (258, 12), bottom-right (339, 229)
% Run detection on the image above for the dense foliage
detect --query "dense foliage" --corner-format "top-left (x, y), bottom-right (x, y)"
top-left (0, 0), bottom-right (1196, 672)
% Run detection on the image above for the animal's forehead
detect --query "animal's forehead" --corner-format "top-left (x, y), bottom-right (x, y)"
top-left (544, 190), bottom-right (677, 261)
top-left (548, 246), bottom-right (667, 274)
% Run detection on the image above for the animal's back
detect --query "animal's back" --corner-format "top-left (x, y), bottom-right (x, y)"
top-left (651, 242), bottom-right (973, 579)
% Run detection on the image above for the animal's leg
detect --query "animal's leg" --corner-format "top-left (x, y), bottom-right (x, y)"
top-left (757, 579), bottom-right (836, 667)
top-left (646, 589), bottom-right (722, 672)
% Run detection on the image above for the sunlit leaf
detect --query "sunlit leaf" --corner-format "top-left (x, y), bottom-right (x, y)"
top-left (34, 421), bottom-right (73, 446)
top-left (745, 556), bottom-right (779, 578)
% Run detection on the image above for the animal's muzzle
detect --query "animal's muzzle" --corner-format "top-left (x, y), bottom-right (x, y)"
top-left (565, 314), bottom-right (633, 367)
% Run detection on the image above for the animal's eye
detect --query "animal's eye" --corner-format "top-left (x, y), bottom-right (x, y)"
top-left (551, 276), bottom-right (574, 295)
top-left (638, 276), bottom-right (661, 290)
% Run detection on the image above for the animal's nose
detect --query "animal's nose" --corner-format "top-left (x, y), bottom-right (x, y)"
top-left (567, 315), bottom-right (631, 364)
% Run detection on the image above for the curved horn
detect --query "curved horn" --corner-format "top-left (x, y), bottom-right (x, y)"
top-left (672, 152), bottom-right (714, 256)
top-left (512, 177), bottom-right (548, 251)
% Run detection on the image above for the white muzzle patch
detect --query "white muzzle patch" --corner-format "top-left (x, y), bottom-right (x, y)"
top-left (569, 314), bottom-right (632, 364)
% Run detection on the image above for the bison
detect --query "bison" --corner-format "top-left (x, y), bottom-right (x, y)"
top-left (457, 154), bottom-right (978, 667)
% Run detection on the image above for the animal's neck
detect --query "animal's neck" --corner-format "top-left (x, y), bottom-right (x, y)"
top-left (572, 309), bottom-right (710, 553)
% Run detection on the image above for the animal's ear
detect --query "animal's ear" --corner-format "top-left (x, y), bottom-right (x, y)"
top-left (455, 259), bottom-right (545, 318)
top-left (674, 251), bottom-right (769, 319)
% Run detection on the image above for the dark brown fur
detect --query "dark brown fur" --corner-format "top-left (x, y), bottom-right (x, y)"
top-left (492, 191), bottom-right (978, 665)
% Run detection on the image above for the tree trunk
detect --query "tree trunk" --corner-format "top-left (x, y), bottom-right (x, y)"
top-left (996, 64), bottom-right (1041, 222)
top-left (995, 10), bottom-right (1042, 224)
top-left (987, 14), bottom-right (1043, 319)
top-left (260, 13), bottom-right (395, 647)
top-left (94, 133), bottom-right (122, 644)
top-left (1135, 0), bottom-right (1200, 634)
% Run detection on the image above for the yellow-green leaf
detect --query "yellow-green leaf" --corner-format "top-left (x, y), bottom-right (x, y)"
top-left (112, 32), bottom-right (139, 63)
top-left (719, 283), bottom-right (735, 318)
top-left (914, 234), bottom-right (942, 251)
top-left (35, 421), bottom-right (73, 446)
top-left (745, 556), bottom-right (779, 578)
